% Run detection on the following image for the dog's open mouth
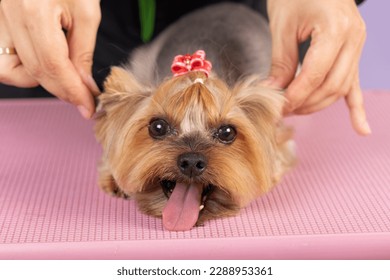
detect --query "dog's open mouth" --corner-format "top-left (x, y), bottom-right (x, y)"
top-left (160, 180), bottom-right (214, 231)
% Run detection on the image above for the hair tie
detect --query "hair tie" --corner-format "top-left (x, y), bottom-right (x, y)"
top-left (193, 78), bottom-right (204, 84)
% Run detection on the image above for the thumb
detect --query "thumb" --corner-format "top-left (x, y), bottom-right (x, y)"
top-left (67, 6), bottom-right (101, 95)
top-left (265, 24), bottom-right (299, 89)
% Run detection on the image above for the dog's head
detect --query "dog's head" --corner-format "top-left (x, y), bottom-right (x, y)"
top-left (95, 67), bottom-right (288, 231)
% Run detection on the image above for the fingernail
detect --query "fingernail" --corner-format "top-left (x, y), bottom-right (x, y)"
top-left (86, 74), bottom-right (101, 96)
top-left (78, 68), bottom-right (101, 96)
top-left (282, 107), bottom-right (294, 117)
top-left (361, 120), bottom-right (372, 135)
top-left (261, 76), bottom-right (276, 87)
top-left (78, 105), bottom-right (91, 119)
top-left (82, 73), bottom-right (101, 96)
top-left (282, 99), bottom-right (294, 115)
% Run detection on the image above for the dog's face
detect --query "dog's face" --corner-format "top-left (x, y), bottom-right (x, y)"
top-left (95, 67), bottom-right (290, 231)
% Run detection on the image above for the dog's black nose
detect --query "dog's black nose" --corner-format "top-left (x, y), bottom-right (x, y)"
top-left (177, 152), bottom-right (207, 177)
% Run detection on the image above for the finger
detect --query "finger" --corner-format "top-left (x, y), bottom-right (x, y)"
top-left (67, 3), bottom-right (101, 96)
top-left (0, 8), bottom-right (37, 87)
top-left (284, 29), bottom-right (344, 113)
top-left (79, 68), bottom-right (101, 97)
top-left (297, 19), bottom-right (366, 114)
top-left (345, 78), bottom-right (371, 136)
top-left (265, 16), bottom-right (300, 89)
top-left (11, 7), bottom-right (95, 118)
top-left (294, 91), bottom-right (340, 115)
top-left (296, 39), bottom-right (363, 112)
top-left (0, 59), bottom-right (39, 87)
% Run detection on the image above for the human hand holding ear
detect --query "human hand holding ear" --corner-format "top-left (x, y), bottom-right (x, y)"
top-left (265, 0), bottom-right (370, 135)
top-left (0, 0), bottom-right (101, 119)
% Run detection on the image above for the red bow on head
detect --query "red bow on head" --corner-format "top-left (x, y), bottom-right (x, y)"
top-left (171, 50), bottom-right (212, 77)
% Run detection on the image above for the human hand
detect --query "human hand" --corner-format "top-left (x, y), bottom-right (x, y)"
top-left (0, 0), bottom-right (101, 119)
top-left (266, 0), bottom-right (370, 135)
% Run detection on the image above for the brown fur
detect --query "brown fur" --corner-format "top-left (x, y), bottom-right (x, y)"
top-left (95, 68), bottom-right (295, 227)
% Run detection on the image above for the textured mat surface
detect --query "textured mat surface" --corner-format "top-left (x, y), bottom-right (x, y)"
top-left (0, 92), bottom-right (389, 259)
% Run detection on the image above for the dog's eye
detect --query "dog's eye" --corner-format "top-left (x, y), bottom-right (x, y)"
top-left (215, 125), bottom-right (237, 144)
top-left (149, 118), bottom-right (171, 139)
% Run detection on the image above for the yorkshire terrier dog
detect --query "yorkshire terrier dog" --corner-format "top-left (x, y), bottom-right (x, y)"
top-left (95, 3), bottom-right (295, 231)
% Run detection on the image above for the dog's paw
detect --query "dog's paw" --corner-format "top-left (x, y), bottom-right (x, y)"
top-left (111, 186), bottom-right (130, 199)
top-left (272, 125), bottom-right (296, 184)
top-left (100, 178), bottom-right (130, 199)
top-left (98, 159), bottom-right (129, 199)
top-left (98, 163), bottom-right (130, 199)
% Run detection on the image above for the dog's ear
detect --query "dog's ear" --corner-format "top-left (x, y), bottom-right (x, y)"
top-left (232, 77), bottom-right (287, 193)
top-left (233, 77), bottom-right (285, 125)
top-left (97, 66), bottom-right (151, 111)
top-left (95, 67), bottom-right (152, 146)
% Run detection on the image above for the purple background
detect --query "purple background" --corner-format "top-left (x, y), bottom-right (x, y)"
top-left (359, 1), bottom-right (390, 89)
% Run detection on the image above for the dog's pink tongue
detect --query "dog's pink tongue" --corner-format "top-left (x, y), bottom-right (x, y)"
top-left (162, 182), bottom-right (202, 231)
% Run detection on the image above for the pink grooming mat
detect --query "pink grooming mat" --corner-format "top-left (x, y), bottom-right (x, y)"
top-left (0, 92), bottom-right (389, 260)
